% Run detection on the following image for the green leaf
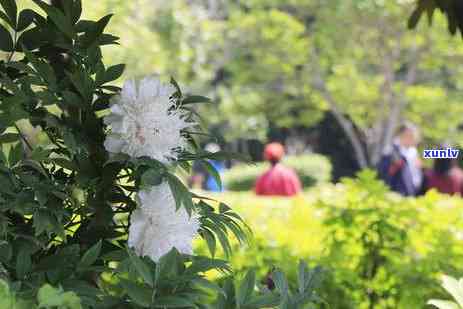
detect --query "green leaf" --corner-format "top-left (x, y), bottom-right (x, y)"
top-left (186, 256), bottom-right (230, 274)
top-left (8, 142), bottom-right (23, 167)
top-left (32, 0), bottom-right (76, 39)
top-left (17, 9), bottom-right (35, 31)
top-left (427, 299), bottom-right (460, 309)
top-left (33, 210), bottom-right (52, 236)
top-left (0, 242), bottom-right (12, 263)
top-left (47, 158), bottom-right (77, 171)
top-left (199, 160), bottom-right (222, 191)
top-left (304, 266), bottom-right (322, 294)
top-left (244, 294), bottom-right (280, 307)
top-left (200, 228), bottom-right (216, 257)
top-left (166, 173), bottom-right (194, 215)
top-left (236, 270), bottom-right (256, 305)
top-left (23, 49), bottom-right (57, 89)
top-left (0, 11), bottom-right (9, 26)
top-left (155, 248), bottom-right (181, 285)
top-left (15, 247), bottom-right (31, 279)
top-left (71, 0), bottom-right (82, 24)
top-left (408, 6), bottom-right (424, 29)
top-left (36, 90), bottom-right (57, 106)
top-left (61, 279), bottom-right (101, 304)
top-left (0, 24), bottom-right (13, 52)
top-left (100, 64), bottom-right (125, 85)
top-left (78, 240), bottom-right (102, 269)
top-left (0, 0), bottom-right (17, 28)
top-left (17, 27), bottom-right (46, 50)
top-left (0, 280), bottom-right (15, 309)
top-left (79, 14), bottom-right (112, 48)
top-left (441, 275), bottom-right (463, 306)
top-left (170, 77), bottom-right (182, 98)
top-left (0, 173), bottom-right (14, 195)
top-left (192, 278), bottom-right (226, 297)
top-left (208, 222), bottom-right (232, 257)
top-left (99, 33), bottom-right (119, 45)
top-left (0, 133), bottom-right (19, 143)
top-left (182, 95), bottom-right (212, 105)
top-left (140, 169), bottom-right (163, 189)
top-left (7, 61), bottom-right (35, 74)
top-left (272, 270), bottom-right (289, 299)
top-left (67, 68), bottom-right (94, 102)
top-left (154, 296), bottom-right (196, 307)
top-left (128, 249), bottom-right (154, 287)
top-left (37, 284), bottom-right (82, 309)
top-left (120, 279), bottom-right (152, 308)
top-left (298, 261), bottom-right (308, 294)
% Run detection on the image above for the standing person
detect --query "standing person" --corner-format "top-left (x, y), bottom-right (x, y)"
top-left (204, 143), bottom-right (226, 192)
top-left (254, 142), bottom-right (302, 196)
top-left (377, 123), bottom-right (423, 196)
top-left (188, 143), bottom-right (226, 192)
top-left (424, 156), bottom-right (463, 195)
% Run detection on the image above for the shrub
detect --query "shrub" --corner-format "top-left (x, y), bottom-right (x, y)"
top-left (0, 1), bottom-right (321, 308)
top-left (198, 170), bottom-right (463, 308)
top-left (222, 154), bottom-right (332, 191)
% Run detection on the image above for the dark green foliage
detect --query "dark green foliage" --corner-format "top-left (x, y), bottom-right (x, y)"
top-left (212, 262), bottom-right (322, 309)
top-left (409, 0), bottom-right (463, 37)
top-left (0, 1), bottom-right (318, 307)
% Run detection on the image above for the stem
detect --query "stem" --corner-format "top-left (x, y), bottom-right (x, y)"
top-left (14, 124), bottom-right (34, 151)
top-left (6, 31), bottom-right (17, 63)
top-left (14, 124), bottom-right (50, 173)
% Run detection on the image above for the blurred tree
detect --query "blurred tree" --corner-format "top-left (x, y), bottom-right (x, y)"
top-left (81, 0), bottom-right (325, 141)
top-left (80, 0), bottom-right (463, 169)
top-left (307, 0), bottom-right (463, 168)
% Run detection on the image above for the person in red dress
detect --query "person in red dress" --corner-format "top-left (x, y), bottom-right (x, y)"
top-left (424, 157), bottom-right (463, 195)
top-left (254, 143), bottom-right (302, 196)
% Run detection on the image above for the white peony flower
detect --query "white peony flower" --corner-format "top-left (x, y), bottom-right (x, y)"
top-left (128, 183), bottom-right (200, 262)
top-left (104, 76), bottom-right (192, 163)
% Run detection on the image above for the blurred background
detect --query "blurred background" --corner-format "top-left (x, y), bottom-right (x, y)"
top-left (78, 3), bottom-right (463, 307)
top-left (82, 0), bottom-right (463, 181)
top-left (5, 1), bottom-right (463, 308)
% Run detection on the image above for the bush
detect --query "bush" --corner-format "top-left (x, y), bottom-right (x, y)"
top-left (0, 1), bottom-right (322, 308)
top-left (222, 154), bottom-right (332, 191)
top-left (197, 170), bottom-right (463, 308)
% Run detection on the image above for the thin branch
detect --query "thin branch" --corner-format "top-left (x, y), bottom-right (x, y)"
top-left (6, 31), bottom-right (17, 63)
top-left (14, 124), bottom-right (34, 152)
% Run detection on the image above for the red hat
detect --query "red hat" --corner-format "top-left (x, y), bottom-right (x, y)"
top-left (264, 143), bottom-right (285, 162)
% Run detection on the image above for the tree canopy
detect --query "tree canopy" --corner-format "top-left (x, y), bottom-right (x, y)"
top-left (76, 1), bottom-right (463, 168)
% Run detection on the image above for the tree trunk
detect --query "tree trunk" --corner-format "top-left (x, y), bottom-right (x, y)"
top-left (319, 89), bottom-right (368, 168)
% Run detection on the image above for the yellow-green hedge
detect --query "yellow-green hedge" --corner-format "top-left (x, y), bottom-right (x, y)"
top-left (195, 170), bottom-right (463, 308)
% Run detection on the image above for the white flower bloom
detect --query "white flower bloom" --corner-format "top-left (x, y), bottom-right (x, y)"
top-left (128, 183), bottom-right (200, 262)
top-left (104, 76), bottom-right (192, 163)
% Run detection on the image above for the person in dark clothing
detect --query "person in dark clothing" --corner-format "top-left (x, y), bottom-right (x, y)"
top-left (377, 123), bottom-right (423, 196)
top-left (424, 157), bottom-right (463, 195)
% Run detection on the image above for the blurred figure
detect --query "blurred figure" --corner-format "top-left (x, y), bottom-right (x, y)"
top-left (424, 157), bottom-right (463, 195)
top-left (204, 143), bottom-right (226, 192)
top-left (189, 143), bottom-right (226, 192)
top-left (254, 142), bottom-right (302, 196)
top-left (189, 162), bottom-right (206, 190)
top-left (378, 123), bottom-right (423, 196)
